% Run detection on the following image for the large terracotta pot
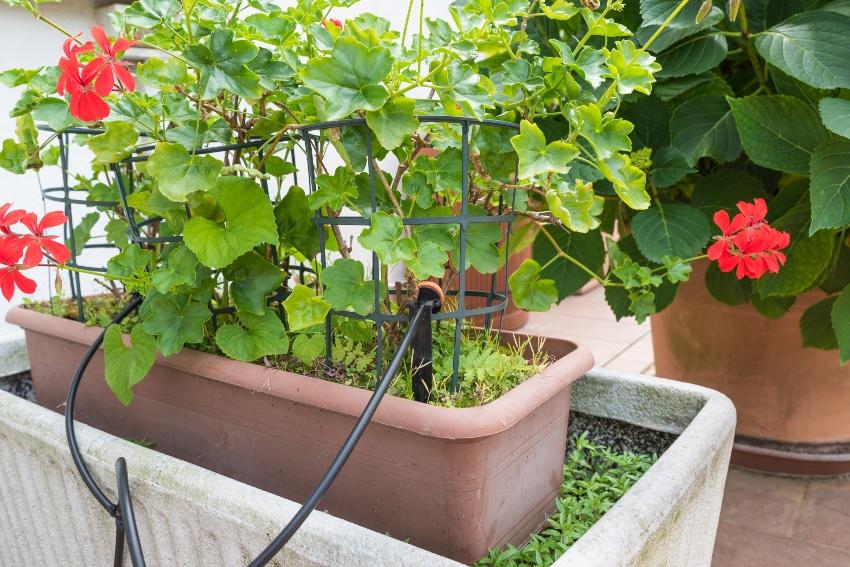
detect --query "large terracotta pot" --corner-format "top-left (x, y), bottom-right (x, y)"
top-left (652, 261), bottom-right (850, 475)
top-left (7, 307), bottom-right (593, 563)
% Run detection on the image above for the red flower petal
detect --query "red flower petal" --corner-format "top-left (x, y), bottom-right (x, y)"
top-left (114, 63), bottom-right (135, 92)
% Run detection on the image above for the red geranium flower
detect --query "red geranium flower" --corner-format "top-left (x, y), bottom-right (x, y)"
top-left (707, 198), bottom-right (790, 280)
top-left (323, 18), bottom-right (343, 30)
top-left (56, 36), bottom-right (93, 98)
top-left (19, 211), bottom-right (70, 266)
top-left (89, 25), bottom-right (137, 93)
top-left (58, 55), bottom-right (111, 122)
top-left (0, 203), bottom-right (26, 236)
top-left (0, 237), bottom-right (36, 301)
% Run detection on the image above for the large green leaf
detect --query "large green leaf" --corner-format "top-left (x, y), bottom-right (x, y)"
top-left (574, 104), bottom-right (632, 160)
top-left (151, 246), bottom-right (199, 294)
top-left (358, 211), bottom-right (416, 265)
top-left (631, 203), bottom-right (712, 263)
top-left (146, 142), bottom-right (222, 202)
top-left (508, 259), bottom-right (558, 311)
top-left (755, 12), bottom-right (850, 90)
top-left (657, 33), bottom-right (727, 79)
top-left (704, 261), bottom-right (751, 305)
top-left (365, 96), bottom-right (418, 151)
top-left (215, 310), bottom-right (289, 362)
top-left (320, 258), bottom-right (382, 316)
top-left (801, 296), bottom-right (838, 350)
top-left (283, 284), bottom-right (331, 332)
top-left (301, 36), bottom-right (391, 120)
top-left (275, 185), bottom-right (321, 258)
top-left (184, 29), bottom-right (261, 99)
top-left (0, 139), bottom-right (27, 174)
top-left (745, 0), bottom-right (804, 32)
top-left (819, 97), bottom-right (850, 138)
top-left (832, 284), bottom-right (850, 364)
top-left (810, 140), bottom-right (850, 234)
top-left (88, 121), bottom-right (138, 164)
top-left (140, 293), bottom-right (212, 356)
top-left (621, 95), bottom-right (670, 150)
top-left (308, 166), bottom-right (359, 211)
top-left (690, 169), bottom-right (767, 217)
top-left (728, 95), bottom-right (828, 176)
top-left (670, 95), bottom-right (741, 165)
top-left (454, 205), bottom-right (502, 274)
top-left (598, 153), bottom-right (651, 210)
top-left (224, 252), bottom-right (284, 315)
top-left (183, 177), bottom-right (278, 269)
top-left (32, 98), bottom-right (72, 132)
top-left (531, 228), bottom-right (605, 300)
top-left (407, 241), bottom-right (449, 279)
top-left (511, 120), bottom-right (578, 179)
top-left (605, 40), bottom-right (661, 96)
top-left (103, 325), bottom-right (157, 406)
top-left (648, 147), bottom-right (695, 188)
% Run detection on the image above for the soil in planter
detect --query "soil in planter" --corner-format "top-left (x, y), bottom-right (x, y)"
top-left (474, 414), bottom-right (672, 567)
top-left (23, 295), bottom-right (551, 408)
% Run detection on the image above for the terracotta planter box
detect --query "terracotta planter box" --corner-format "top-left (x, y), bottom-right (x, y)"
top-left (652, 261), bottom-right (850, 475)
top-left (6, 307), bottom-right (593, 563)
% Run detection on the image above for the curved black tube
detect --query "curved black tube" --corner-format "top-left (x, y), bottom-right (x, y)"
top-left (116, 457), bottom-right (146, 566)
top-left (65, 294), bottom-right (144, 515)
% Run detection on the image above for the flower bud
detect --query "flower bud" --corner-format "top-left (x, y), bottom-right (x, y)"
top-left (696, 0), bottom-right (713, 23)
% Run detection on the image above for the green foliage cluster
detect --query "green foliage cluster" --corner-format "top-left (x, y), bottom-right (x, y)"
top-left (475, 433), bottom-right (656, 566)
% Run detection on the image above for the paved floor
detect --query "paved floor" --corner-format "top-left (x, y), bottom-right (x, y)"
top-left (519, 285), bottom-right (850, 567)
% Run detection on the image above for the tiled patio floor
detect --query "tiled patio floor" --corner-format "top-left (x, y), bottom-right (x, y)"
top-left (518, 286), bottom-right (850, 567)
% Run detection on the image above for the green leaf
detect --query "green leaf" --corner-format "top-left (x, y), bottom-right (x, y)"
top-left (245, 12), bottom-right (296, 44)
top-left (224, 252), bottom-right (284, 315)
top-left (301, 36), bottom-right (391, 120)
top-left (68, 212), bottom-right (99, 256)
top-left (728, 95), bottom-right (828, 176)
top-left (32, 98), bottom-right (72, 132)
top-left (105, 218), bottom-right (130, 248)
top-left (146, 142), bottom-right (222, 202)
top-left (365, 97), bottom-right (418, 151)
top-left (821, 241), bottom-right (850, 294)
top-left (123, 0), bottom-right (179, 26)
top-left (140, 293), bottom-right (212, 356)
top-left (308, 166), bottom-right (358, 211)
top-left (575, 104), bottom-right (633, 160)
top-left (0, 139), bottom-right (27, 174)
top-left (184, 29), bottom-right (261, 99)
top-left (151, 246), bottom-right (199, 294)
top-left (606, 40), bottom-right (661, 96)
top-left (320, 258), bottom-right (382, 316)
top-left (819, 97), bottom-right (850, 138)
top-left (407, 241), bottom-right (449, 280)
top-left (751, 295), bottom-right (795, 319)
top-left (508, 259), bottom-right (558, 311)
top-left (183, 176), bottom-right (278, 269)
top-left (631, 203), bottom-right (712, 263)
top-left (357, 211), bottom-right (416, 265)
top-left (437, 61), bottom-right (494, 119)
top-left (291, 333), bottom-right (325, 364)
top-left (88, 121), bottom-right (138, 164)
top-left (662, 255), bottom-right (692, 284)
top-left (691, 169), bottom-right (767, 218)
top-left (215, 310), bottom-right (289, 362)
top-left (832, 284), bottom-right (850, 363)
top-left (275, 185), bottom-right (321, 258)
top-left (704, 261), bottom-right (751, 305)
top-left (810, 140), bottom-right (850, 234)
top-left (544, 180), bottom-right (604, 233)
top-left (103, 325), bottom-right (156, 406)
top-left (541, 0), bottom-right (580, 20)
top-left (598, 153), bottom-right (651, 210)
top-left (137, 57), bottom-right (189, 88)
top-left (755, 12), bottom-right (850, 90)
top-left (622, 95), bottom-right (670, 150)
top-left (455, 205), bottom-right (502, 274)
top-left (531, 228), bottom-right (605, 300)
top-left (283, 284), bottom-right (331, 332)
top-left (670, 95), bottom-right (741, 165)
top-left (413, 149), bottom-right (462, 194)
top-left (648, 147), bottom-right (696, 188)
top-left (511, 120), bottom-right (578, 179)
top-left (801, 296), bottom-right (839, 350)
top-left (107, 244), bottom-right (152, 292)
top-left (657, 33), bottom-right (727, 79)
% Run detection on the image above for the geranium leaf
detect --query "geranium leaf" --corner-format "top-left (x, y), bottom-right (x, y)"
top-left (365, 96), bottom-right (418, 151)
top-left (283, 284), bottom-right (331, 332)
top-left (146, 142), bottom-right (222, 202)
top-left (291, 333), bottom-right (325, 364)
top-left (508, 258), bottom-right (558, 311)
top-left (544, 180), bottom-right (604, 233)
top-left (103, 325), bottom-right (156, 406)
top-left (215, 309), bottom-right (289, 362)
top-left (151, 246), bottom-right (199, 294)
top-left (308, 166), bottom-right (358, 211)
top-left (575, 104), bottom-right (633, 160)
top-left (810, 140), bottom-right (850, 234)
top-left (319, 258), bottom-right (382, 316)
top-left (301, 36), bottom-right (391, 120)
top-left (511, 120), bottom-right (578, 179)
top-left (0, 139), bottom-right (27, 174)
top-left (437, 60), bottom-right (494, 119)
top-left (453, 205), bottom-right (502, 274)
top-left (358, 211), bottom-right (416, 265)
top-left (224, 252), bottom-right (284, 315)
top-left (140, 292), bottom-right (212, 356)
top-left (631, 203), bottom-right (711, 263)
top-left (598, 153), bottom-right (651, 210)
top-left (88, 121), bottom-right (138, 164)
top-left (275, 185), bottom-right (321, 258)
top-left (407, 241), bottom-right (448, 279)
top-left (413, 148), bottom-right (462, 193)
top-left (32, 98), bottom-right (72, 132)
top-left (184, 29), bottom-right (261, 99)
top-left (605, 40), bottom-right (661, 96)
top-left (137, 57), bottom-right (189, 88)
top-left (183, 176), bottom-right (278, 269)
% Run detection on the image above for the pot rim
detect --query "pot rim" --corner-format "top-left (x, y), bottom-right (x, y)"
top-left (7, 307), bottom-right (594, 440)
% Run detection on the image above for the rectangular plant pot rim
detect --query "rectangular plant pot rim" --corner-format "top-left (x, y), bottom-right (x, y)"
top-left (7, 307), bottom-right (594, 440)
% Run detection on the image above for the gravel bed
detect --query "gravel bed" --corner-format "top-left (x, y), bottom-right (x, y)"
top-left (0, 371), bottom-right (35, 403)
top-left (568, 411), bottom-right (677, 457)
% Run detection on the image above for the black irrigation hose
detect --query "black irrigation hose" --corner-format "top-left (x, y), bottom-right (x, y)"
top-left (64, 293), bottom-right (433, 566)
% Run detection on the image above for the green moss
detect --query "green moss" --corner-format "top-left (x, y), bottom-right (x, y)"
top-left (474, 434), bottom-right (657, 566)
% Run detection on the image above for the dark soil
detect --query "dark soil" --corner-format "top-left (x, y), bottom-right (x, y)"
top-left (0, 371), bottom-right (35, 403)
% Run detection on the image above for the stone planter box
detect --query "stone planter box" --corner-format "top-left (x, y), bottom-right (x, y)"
top-left (7, 307), bottom-right (594, 563)
top-left (0, 368), bottom-right (734, 566)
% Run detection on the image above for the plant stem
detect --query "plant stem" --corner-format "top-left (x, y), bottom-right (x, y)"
top-left (539, 225), bottom-right (607, 285)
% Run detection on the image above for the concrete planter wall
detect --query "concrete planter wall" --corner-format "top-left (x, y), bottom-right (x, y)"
top-left (0, 368), bottom-right (734, 566)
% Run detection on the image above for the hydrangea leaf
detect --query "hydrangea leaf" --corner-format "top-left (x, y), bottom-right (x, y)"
top-left (670, 95), bottom-right (741, 165)
top-left (215, 309), bottom-right (289, 362)
top-left (103, 325), bottom-right (157, 406)
top-left (88, 121), bottom-right (138, 164)
top-left (809, 140), bottom-right (850, 234)
top-left (224, 252), bottom-right (284, 315)
top-left (575, 104), bottom-right (633, 160)
top-left (358, 211), bottom-right (416, 265)
top-left (648, 147), bottom-right (696, 189)
top-left (832, 285), bottom-right (850, 364)
top-left (819, 98), bottom-right (850, 138)
top-left (291, 333), bottom-right (325, 364)
top-left (511, 120), bottom-right (578, 179)
top-left (184, 29), bottom-right (261, 99)
top-left (407, 241), bottom-right (449, 279)
top-left (508, 258), bottom-right (558, 311)
top-left (283, 284), bottom-right (331, 332)
top-left (146, 142), bottom-right (222, 202)
top-left (319, 258), bottom-right (382, 316)
top-left (140, 292), bottom-right (212, 356)
top-left (656, 33), bottom-right (728, 79)
top-left (801, 296), bottom-right (838, 350)
top-left (631, 203), bottom-right (711, 263)
top-left (301, 36), bottom-right (391, 120)
top-left (598, 153), bottom-right (651, 210)
top-left (183, 176), bottom-right (277, 269)
top-left (606, 40), bottom-right (661, 95)
top-left (365, 96), bottom-right (418, 151)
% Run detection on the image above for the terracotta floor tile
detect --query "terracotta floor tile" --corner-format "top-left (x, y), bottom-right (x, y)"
top-left (792, 477), bottom-right (850, 552)
top-left (600, 355), bottom-right (651, 374)
top-left (719, 469), bottom-right (807, 538)
top-left (712, 521), bottom-right (850, 567)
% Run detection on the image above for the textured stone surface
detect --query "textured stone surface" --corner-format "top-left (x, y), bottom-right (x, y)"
top-left (0, 332), bottom-right (29, 377)
top-left (555, 368), bottom-right (736, 567)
